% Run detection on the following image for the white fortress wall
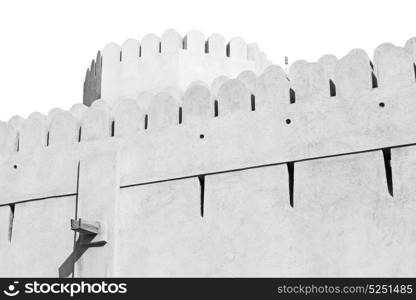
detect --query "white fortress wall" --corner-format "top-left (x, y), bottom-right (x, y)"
top-left (0, 33), bottom-right (416, 276)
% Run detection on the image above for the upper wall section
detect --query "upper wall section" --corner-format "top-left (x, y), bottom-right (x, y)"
top-left (83, 29), bottom-right (272, 107)
top-left (3, 35), bottom-right (416, 170)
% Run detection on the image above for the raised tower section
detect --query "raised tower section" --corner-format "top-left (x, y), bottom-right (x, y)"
top-left (83, 29), bottom-right (271, 107)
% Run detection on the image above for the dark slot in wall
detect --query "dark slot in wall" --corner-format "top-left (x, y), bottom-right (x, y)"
top-left (16, 134), bottom-right (20, 152)
top-left (371, 72), bottom-right (378, 88)
top-left (182, 36), bottom-right (188, 50)
top-left (413, 63), bottom-right (416, 80)
top-left (111, 120), bottom-right (115, 137)
top-left (226, 43), bottom-right (231, 57)
top-left (369, 61), bottom-right (374, 70)
top-left (287, 162), bottom-right (295, 207)
top-left (204, 40), bottom-right (209, 53)
top-left (251, 94), bottom-right (256, 111)
top-left (78, 127), bottom-right (82, 142)
top-left (8, 204), bottom-right (15, 242)
top-left (214, 100), bottom-right (219, 117)
top-left (198, 175), bottom-right (205, 217)
top-left (289, 88), bottom-right (296, 104)
top-left (329, 80), bottom-right (336, 97)
top-left (382, 148), bottom-right (394, 197)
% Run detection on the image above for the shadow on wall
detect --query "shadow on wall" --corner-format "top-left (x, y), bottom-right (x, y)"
top-left (83, 51), bottom-right (102, 107)
top-left (58, 234), bottom-right (106, 278)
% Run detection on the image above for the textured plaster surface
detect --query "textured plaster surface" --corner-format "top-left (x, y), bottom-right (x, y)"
top-left (0, 197), bottom-right (75, 277)
top-left (1, 33), bottom-right (416, 277)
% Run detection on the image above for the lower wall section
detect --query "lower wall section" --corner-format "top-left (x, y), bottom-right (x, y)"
top-left (392, 146), bottom-right (416, 203)
top-left (0, 205), bottom-right (11, 255)
top-left (203, 165), bottom-right (290, 276)
top-left (1, 148), bottom-right (416, 277)
top-left (294, 151), bottom-right (412, 276)
top-left (116, 178), bottom-right (204, 276)
top-left (116, 165), bottom-right (291, 277)
top-left (0, 196), bottom-right (76, 277)
top-left (115, 150), bottom-right (416, 277)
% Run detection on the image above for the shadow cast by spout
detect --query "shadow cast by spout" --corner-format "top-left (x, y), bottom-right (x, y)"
top-left (58, 234), bottom-right (106, 278)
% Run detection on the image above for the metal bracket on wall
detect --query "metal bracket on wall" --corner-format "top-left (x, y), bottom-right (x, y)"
top-left (70, 218), bottom-right (107, 246)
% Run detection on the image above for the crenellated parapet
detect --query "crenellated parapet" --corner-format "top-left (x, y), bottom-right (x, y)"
top-left (3, 34), bottom-right (416, 163)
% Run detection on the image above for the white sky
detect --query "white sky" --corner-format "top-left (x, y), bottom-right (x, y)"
top-left (0, 0), bottom-right (415, 120)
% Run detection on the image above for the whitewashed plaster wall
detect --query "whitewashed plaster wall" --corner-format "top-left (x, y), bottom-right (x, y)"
top-left (1, 33), bottom-right (416, 277)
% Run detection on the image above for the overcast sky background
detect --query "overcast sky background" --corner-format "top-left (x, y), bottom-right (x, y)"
top-left (0, 0), bottom-right (414, 120)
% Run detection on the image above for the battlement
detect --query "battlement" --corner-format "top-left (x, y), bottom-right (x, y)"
top-left (2, 35), bottom-right (416, 163)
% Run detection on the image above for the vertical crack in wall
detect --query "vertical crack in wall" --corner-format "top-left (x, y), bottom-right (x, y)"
top-left (382, 148), bottom-right (394, 197)
top-left (287, 162), bottom-right (295, 207)
top-left (8, 204), bottom-right (15, 242)
top-left (75, 161), bottom-right (80, 220)
top-left (198, 175), bottom-right (205, 217)
top-left (71, 161), bottom-right (81, 278)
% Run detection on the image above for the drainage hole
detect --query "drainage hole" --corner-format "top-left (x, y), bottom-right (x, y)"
top-left (379, 102), bottom-right (385, 108)
top-left (200, 134), bottom-right (205, 139)
top-left (285, 118), bottom-right (291, 125)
